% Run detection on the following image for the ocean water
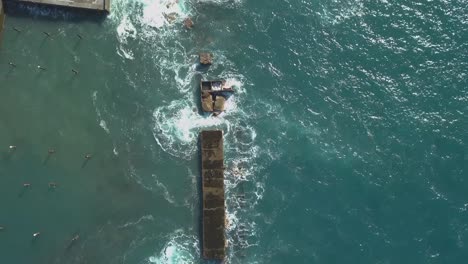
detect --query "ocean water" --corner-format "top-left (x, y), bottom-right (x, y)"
top-left (0, 0), bottom-right (467, 263)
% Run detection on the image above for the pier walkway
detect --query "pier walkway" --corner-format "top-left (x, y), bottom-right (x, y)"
top-left (200, 130), bottom-right (226, 260)
top-left (10, 0), bottom-right (110, 12)
top-left (1, 0), bottom-right (4, 43)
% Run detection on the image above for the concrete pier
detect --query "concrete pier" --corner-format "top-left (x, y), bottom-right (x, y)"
top-left (200, 130), bottom-right (226, 260)
top-left (0, 0), bottom-right (4, 44)
top-left (12, 0), bottom-right (110, 12)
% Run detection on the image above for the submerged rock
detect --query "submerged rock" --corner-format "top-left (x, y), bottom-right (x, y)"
top-left (199, 52), bottom-right (213, 65)
top-left (184, 17), bottom-right (194, 29)
top-left (165, 12), bottom-right (178, 23)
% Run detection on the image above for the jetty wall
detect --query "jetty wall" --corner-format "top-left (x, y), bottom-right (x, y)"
top-left (11, 0), bottom-right (110, 12)
top-left (0, 0), bottom-right (4, 45)
top-left (200, 130), bottom-right (226, 260)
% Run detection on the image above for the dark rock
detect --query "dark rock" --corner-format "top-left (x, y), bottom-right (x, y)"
top-left (199, 52), bottom-right (213, 65)
top-left (184, 17), bottom-right (193, 29)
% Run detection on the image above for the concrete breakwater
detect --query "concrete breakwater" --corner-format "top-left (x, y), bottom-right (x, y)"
top-left (200, 130), bottom-right (226, 260)
top-left (0, 0), bottom-right (4, 45)
top-left (5, 0), bottom-right (110, 12)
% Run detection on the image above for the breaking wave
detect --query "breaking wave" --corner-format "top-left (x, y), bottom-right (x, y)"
top-left (146, 230), bottom-right (198, 264)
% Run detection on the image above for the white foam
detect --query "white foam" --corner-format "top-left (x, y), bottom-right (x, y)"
top-left (112, 0), bottom-right (190, 64)
top-left (116, 16), bottom-right (137, 60)
top-left (112, 0), bottom-right (189, 32)
top-left (147, 229), bottom-right (198, 264)
top-left (117, 47), bottom-right (135, 60)
top-left (117, 15), bottom-right (137, 42)
top-left (152, 68), bottom-right (245, 158)
top-left (99, 120), bottom-right (110, 134)
top-left (113, 147), bottom-right (119, 156)
top-left (140, 0), bottom-right (186, 29)
top-left (153, 99), bottom-right (230, 159)
top-left (92, 91), bottom-right (111, 135)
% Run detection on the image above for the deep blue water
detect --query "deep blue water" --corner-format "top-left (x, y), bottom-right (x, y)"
top-left (0, 0), bottom-right (467, 263)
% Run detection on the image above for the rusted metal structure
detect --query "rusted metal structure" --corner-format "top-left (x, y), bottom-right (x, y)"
top-left (200, 80), bottom-right (234, 113)
top-left (200, 130), bottom-right (226, 260)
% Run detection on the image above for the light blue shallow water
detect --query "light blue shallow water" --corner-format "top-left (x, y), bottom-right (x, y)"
top-left (0, 0), bottom-right (467, 263)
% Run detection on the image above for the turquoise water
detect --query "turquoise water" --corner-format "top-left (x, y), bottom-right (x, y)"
top-left (0, 0), bottom-right (467, 263)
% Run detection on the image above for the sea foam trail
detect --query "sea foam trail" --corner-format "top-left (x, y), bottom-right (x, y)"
top-left (116, 16), bottom-right (137, 60)
top-left (92, 91), bottom-right (111, 134)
